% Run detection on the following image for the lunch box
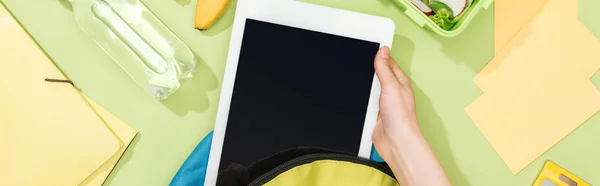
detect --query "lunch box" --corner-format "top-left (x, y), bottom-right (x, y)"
top-left (394, 0), bottom-right (493, 37)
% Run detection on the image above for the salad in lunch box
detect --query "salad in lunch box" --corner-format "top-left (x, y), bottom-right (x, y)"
top-left (409, 0), bottom-right (474, 30)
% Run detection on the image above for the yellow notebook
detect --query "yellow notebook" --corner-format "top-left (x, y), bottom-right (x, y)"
top-left (467, 0), bottom-right (600, 174)
top-left (0, 4), bottom-right (137, 185)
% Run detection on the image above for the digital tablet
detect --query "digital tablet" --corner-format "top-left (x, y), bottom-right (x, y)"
top-left (205, 0), bottom-right (395, 185)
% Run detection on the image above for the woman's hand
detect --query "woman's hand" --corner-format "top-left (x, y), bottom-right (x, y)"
top-left (372, 46), bottom-right (419, 160)
top-left (372, 46), bottom-right (452, 186)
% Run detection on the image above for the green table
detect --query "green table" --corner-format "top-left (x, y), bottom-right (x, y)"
top-left (2, 0), bottom-right (599, 185)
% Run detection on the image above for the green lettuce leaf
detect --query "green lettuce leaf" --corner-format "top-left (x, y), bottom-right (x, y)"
top-left (428, 8), bottom-right (456, 30)
top-left (427, 0), bottom-right (476, 30)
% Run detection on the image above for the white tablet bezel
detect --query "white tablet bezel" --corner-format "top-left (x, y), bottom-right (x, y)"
top-left (205, 0), bottom-right (395, 185)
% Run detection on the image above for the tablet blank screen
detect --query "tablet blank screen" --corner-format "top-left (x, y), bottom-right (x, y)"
top-left (219, 19), bottom-right (379, 170)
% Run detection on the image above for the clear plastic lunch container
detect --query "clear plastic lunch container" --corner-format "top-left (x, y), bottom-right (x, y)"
top-left (394, 0), bottom-right (493, 37)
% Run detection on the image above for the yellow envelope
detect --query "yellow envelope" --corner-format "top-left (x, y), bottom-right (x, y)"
top-left (467, 0), bottom-right (600, 174)
top-left (0, 4), bottom-right (137, 185)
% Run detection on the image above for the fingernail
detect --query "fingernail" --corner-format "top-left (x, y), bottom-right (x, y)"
top-left (379, 47), bottom-right (390, 60)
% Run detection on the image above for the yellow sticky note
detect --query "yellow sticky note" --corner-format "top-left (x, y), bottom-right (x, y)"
top-left (466, 0), bottom-right (600, 174)
top-left (494, 0), bottom-right (549, 54)
top-left (0, 4), bottom-right (134, 185)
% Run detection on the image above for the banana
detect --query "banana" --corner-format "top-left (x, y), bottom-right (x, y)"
top-left (194, 0), bottom-right (230, 30)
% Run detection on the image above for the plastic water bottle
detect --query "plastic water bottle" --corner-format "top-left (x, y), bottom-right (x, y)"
top-left (70, 0), bottom-right (196, 100)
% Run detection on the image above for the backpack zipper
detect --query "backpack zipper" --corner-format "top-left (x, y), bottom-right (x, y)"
top-left (247, 153), bottom-right (395, 186)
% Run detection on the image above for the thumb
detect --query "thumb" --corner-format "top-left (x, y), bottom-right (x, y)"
top-left (374, 46), bottom-right (401, 89)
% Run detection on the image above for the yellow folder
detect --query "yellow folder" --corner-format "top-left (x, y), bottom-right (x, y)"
top-left (0, 4), bottom-right (137, 185)
top-left (467, 0), bottom-right (600, 174)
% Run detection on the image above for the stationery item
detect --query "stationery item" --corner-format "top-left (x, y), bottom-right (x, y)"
top-left (579, 0), bottom-right (600, 39)
top-left (493, 0), bottom-right (549, 54)
top-left (194, 0), bottom-right (230, 30)
top-left (466, 0), bottom-right (600, 174)
top-left (0, 5), bottom-right (137, 185)
top-left (81, 95), bottom-right (138, 186)
top-left (533, 161), bottom-right (589, 186)
top-left (70, 0), bottom-right (196, 100)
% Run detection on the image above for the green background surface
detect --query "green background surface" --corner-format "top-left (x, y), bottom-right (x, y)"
top-left (1, 0), bottom-right (599, 185)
